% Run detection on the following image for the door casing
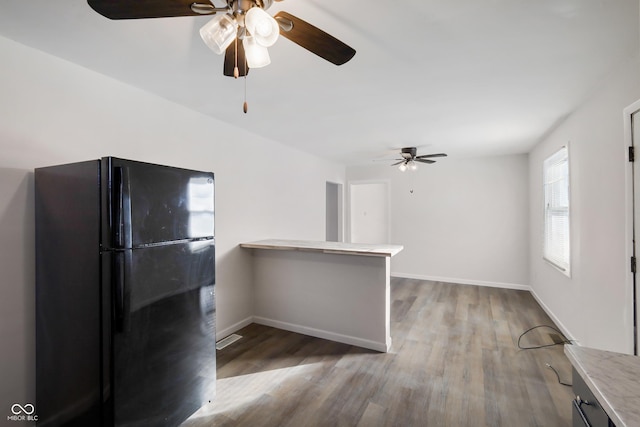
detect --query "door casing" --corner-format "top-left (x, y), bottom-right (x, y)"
top-left (624, 99), bottom-right (640, 355)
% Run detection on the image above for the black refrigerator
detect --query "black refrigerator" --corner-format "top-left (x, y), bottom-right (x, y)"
top-left (35, 157), bottom-right (216, 427)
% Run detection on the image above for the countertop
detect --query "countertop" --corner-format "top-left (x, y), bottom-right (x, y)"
top-left (239, 239), bottom-right (404, 257)
top-left (565, 344), bottom-right (640, 427)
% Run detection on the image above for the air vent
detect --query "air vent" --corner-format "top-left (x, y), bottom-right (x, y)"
top-left (216, 334), bottom-right (243, 350)
top-left (548, 333), bottom-right (565, 345)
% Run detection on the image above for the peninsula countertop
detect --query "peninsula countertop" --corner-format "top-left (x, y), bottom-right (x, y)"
top-left (239, 239), bottom-right (404, 257)
top-left (565, 344), bottom-right (640, 427)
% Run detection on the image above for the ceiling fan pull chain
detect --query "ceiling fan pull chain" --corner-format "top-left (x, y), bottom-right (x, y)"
top-left (243, 85), bottom-right (248, 113)
top-left (243, 57), bottom-right (248, 114)
top-left (233, 37), bottom-right (239, 79)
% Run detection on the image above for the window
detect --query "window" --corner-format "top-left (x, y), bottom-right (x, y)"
top-left (543, 147), bottom-right (570, 275)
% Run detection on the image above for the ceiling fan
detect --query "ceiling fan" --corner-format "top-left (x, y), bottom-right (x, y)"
top-left (391, 147), bottom-right (447, 171)
top-left (87, 0), bottom-right (356, 80)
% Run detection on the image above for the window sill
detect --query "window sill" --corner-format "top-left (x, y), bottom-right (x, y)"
top-left (543, 257), bottom-right (571, 278)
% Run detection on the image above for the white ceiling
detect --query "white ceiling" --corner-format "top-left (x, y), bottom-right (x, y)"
top-left (0, 0), bottom-right (638, 165)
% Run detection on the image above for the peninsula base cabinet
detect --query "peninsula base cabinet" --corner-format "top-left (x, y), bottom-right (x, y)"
top-left (572, 368), bottom-right (615, 427)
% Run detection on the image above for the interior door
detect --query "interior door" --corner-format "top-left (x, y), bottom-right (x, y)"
top-left (349, 181), bottom-right (390, 244)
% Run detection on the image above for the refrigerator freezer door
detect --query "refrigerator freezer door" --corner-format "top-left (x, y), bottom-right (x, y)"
top-left (108, 240), bottom-right (216, 427)
top-left (103, 158), bottom-right (214, 249)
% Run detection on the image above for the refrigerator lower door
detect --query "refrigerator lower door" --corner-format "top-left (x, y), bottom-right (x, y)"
top-left (108, 240), bottom-right (216, 427)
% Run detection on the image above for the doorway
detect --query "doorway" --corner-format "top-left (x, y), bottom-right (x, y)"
top-left (348, 181), bottom-right (390, 244)
top-left (326, 182), bottom-right (343, 242)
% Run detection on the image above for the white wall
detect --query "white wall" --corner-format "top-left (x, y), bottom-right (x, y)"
top-left (347, 154), bottom-right (530, 288)
top-left (0, 36), bottom-right (344, 410)
top-left (528, 55), bottom-right (640, 354)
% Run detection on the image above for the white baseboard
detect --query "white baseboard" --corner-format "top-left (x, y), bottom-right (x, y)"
top-left (528, 288), bottom-right (577, 345)
top-left (392, 272), bottom-right (577, 344)
top-left (218, 279), bottom-right (576, 350)
top-left (253, 316), bottom-right (390, 353)
top-left (216, 316), bottom-right (254, 341)
top-left (391, 272), bottom-right (530, 291)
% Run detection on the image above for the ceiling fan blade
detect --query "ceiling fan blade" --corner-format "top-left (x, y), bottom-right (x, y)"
top-left (415, 159), bottom-right (436, 164)
top-left (224, 40), bottom-right (249, 77)
top-left (391, 160), bottom-right (405, 166)
top-left (274, 11), bottom-right (356, 66)
top-left (415, 153), bottom-right (448, 159)
top-left (87, 0), bottom-right (203, 19)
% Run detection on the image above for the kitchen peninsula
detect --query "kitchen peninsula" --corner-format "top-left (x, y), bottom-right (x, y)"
top-left (240, 239), bottom-right (403, 352)
top-left (565, 345), bottom-right (640, 426)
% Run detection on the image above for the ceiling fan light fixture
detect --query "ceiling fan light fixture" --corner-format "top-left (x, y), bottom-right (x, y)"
top-left (243, 36), bottom-right (271, 68)
top-left (398, 163), bottom-right (408, 172)
top-left (408, 160), bottom-right (418, 171)
top-left (200, 13), bottom-right (238, 55)
top-left (245, 7), bottom-right (279, 47)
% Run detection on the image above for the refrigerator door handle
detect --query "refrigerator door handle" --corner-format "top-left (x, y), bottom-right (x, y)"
top-left (114, 251), bottom-right (126, 333)
top-left (113, 166), bottom-right (133, 249)
top-left (114, 167), bottom-right (125, 249)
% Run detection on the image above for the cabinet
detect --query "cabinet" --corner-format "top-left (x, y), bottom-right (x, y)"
top-left (571, 368), bottom-right (614, 427)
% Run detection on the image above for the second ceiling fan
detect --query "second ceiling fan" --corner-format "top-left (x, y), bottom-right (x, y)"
top-left (391, 147), bottom-right (447, 171)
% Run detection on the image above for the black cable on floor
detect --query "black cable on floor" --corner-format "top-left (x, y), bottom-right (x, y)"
top-left (517, 324), bottom-right (573, 350)
top-left (545, 363), bottom-right (572, 387)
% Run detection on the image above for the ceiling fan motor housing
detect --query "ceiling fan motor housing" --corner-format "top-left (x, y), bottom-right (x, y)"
top-left (231, 0), bottom-right (272, 13)
top-left (401, 147), bottom-right (417, 159)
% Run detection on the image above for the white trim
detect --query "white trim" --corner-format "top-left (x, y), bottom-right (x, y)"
top-left (391, 272), bottom-right (530, 291)
top-left (253, 316), bottom-right (391, 353)
top-left (528, 287), bottom-right (577, 346)
top-left (216, 316), bottom-right (253, 341)
top-left (542, 256), bottom-right (568, 273)
top-left (219, 279), bottom-right (575, 353)
top-left (391, 273), bottom-right (577, 344)
top-left (624, 98), bottom-right (640, 355)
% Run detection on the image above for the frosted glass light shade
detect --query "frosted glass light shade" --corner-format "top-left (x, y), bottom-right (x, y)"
top-left (245, 7), bottom-right (279, 47)
top-left (398, 163), bottom-right (407, 172)
top-left (243, 36), bottom-right (271, 68)
top-left (200, 14), bottom-right (238, 55)
top-left (408, 160), bottom-right (418, 171)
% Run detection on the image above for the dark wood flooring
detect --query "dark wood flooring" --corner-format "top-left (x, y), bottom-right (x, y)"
top-left (183, 278), bottom-right (573, 426)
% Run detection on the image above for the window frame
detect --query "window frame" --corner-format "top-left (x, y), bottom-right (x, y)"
top-left (543, 146), bottom-right (571, 277)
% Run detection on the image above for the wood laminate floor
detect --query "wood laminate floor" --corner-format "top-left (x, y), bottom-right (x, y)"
top-left (183, 278), bottom-right (573, 426)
